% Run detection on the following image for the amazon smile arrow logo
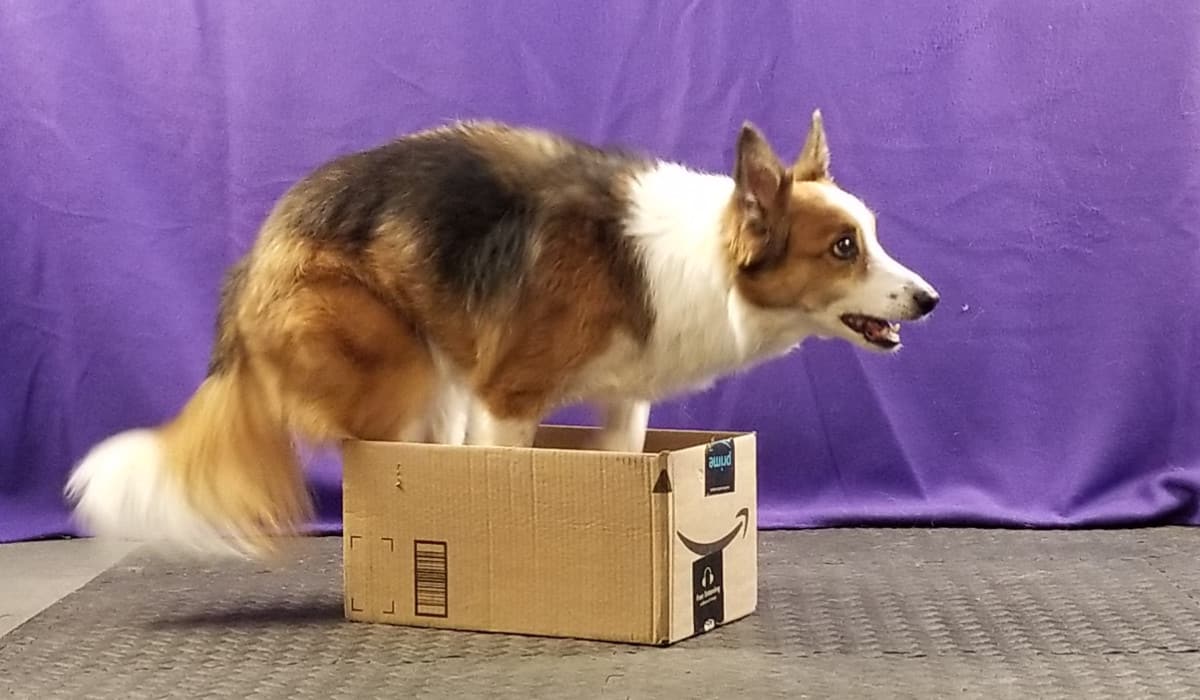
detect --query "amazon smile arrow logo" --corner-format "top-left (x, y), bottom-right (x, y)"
top-left (676, 507), bottom-right (750, 557)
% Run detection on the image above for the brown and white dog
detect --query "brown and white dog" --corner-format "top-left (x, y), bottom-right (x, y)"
top-left (65, 111), bottom-right (939, 556)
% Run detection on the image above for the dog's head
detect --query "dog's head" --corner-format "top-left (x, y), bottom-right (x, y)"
top-left (725, 111), bottom-right (939, 351)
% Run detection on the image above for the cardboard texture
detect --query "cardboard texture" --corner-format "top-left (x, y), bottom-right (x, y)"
top-left (342, 426), bottom-right (757, 645)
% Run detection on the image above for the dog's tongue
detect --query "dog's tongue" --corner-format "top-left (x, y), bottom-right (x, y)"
top-left (863, 318), bottom-right (888, 339)
top-left (864, 318), bottom-right (899, 343)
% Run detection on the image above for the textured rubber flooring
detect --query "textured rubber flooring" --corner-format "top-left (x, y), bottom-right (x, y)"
top-left (3, 529), bottom-right (1200, 699)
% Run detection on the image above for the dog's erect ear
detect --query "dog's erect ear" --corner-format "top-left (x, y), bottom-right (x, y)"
top-left (731, 122), bottom-right (791, 269)
top-left (793, 109), bottom-right (831, 182)
top-left (735, 122), bottom-right (789, 209)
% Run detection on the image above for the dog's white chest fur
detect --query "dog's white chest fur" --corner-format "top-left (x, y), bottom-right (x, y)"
top-left (567, 163), bottom-right (810, 402)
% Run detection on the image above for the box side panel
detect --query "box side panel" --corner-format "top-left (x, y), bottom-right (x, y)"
top-left (731, 434), bottom-right (759, 620)
top-left (668, 434), bottom-right (758, 643)
top-left (343, 440), bottom-right (664, 643)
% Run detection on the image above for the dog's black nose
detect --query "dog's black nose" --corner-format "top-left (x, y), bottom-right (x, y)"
top-left (914, 289), bottom-right (940, 315)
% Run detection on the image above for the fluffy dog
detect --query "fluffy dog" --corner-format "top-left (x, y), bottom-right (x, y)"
top-left (66, 112), bottom-right (939, 556)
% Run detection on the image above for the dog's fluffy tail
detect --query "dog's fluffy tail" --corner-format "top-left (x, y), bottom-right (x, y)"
top-left (65, 362), bottom-right (310, 558)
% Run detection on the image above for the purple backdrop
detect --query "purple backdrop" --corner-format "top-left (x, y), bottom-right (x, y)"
top-left (2, 2), bottom-right (1199, 543)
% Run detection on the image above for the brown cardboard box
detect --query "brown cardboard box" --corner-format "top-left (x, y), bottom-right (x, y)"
top-left (342, 425), bottom-right (757, 645)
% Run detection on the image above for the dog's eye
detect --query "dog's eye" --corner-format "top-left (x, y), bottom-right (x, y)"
top-left (831, 236), bottom-right (858, 260)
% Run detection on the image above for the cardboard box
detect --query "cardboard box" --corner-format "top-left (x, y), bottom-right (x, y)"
top-left (342, 425), bottom-right (757, 645)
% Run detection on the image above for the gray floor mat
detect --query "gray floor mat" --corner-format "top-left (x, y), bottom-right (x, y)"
top-left (3, 529), bottom-right (1200, 699)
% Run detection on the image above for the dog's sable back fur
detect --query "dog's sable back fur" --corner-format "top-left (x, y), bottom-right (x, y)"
top-left (65, 115), bottom-right (940, 556)
top-left (272, 123), bottom-right (652, 313)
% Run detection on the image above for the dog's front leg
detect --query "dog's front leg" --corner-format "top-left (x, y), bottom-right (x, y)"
top-left (589, 399), bottom-right (651, 453)
top-left (426, 383), bottom-right (470, 446)
top-left (465, 403), bottom-right (539, 447)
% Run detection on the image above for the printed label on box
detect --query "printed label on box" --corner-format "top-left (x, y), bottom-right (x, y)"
top-left (692, 550), bottom-right (725, 634)
top-left (704, 438), bottom-right (735, 496)
top-left (414, 540), bottom-right (448, 618)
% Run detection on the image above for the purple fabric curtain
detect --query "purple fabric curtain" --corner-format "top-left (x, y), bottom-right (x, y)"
top-left (2, 1), bottom-right (1198, 542)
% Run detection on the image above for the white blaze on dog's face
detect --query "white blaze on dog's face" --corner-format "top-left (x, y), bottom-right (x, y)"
top-left (727, 111), bottom-right (939, 351)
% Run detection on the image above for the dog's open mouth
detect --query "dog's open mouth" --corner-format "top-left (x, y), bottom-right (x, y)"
top-left (841, 313), bottom-right (901, 349)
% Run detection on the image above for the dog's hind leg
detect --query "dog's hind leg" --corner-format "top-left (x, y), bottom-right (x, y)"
top-left (259, 280), bottom-right (436, 445)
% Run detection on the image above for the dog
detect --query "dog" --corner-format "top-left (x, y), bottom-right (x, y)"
top-left (65, 111), bottom-right (939, 557)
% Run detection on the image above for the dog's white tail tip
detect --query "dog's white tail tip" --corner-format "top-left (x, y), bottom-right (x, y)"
top-left (65, 429), bottom-right (256, 559)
